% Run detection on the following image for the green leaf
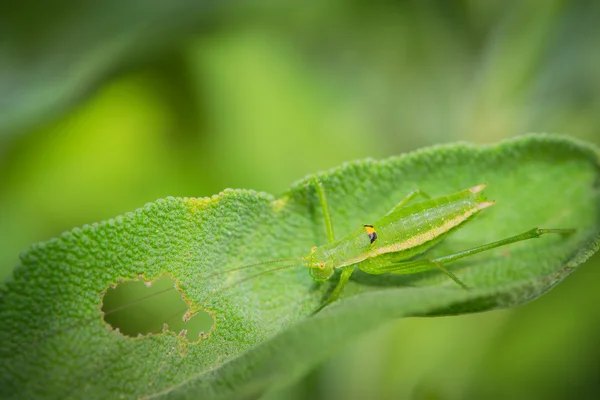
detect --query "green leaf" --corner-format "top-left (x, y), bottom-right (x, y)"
top-left (0, 0), bottom-right (228, 136)
top-left (1, 135), bottom-right (599, 399)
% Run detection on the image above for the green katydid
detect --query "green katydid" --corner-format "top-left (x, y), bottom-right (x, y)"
top-left (100, 181), bottom-right (575, 327)
top-left (197, 180), bottom-right (575, 314)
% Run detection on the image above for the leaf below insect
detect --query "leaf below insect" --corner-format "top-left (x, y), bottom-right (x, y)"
top-left (1, 135), bottom-right (599, 399)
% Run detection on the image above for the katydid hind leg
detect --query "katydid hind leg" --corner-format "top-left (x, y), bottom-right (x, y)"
top-left (377, 227), bottom-right (575, 288)
top-left (431, 261), bottom-right (468, 289)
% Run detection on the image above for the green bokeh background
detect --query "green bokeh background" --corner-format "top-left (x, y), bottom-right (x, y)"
top-left (1, 1), bottom-right (599, 399)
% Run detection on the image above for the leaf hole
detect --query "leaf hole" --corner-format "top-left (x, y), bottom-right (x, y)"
top-left (101, 275), bottom-right (214, 342)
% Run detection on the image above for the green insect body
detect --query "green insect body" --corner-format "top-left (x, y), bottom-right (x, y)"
top-left (307, 184), bottom-right (491, 278)
top-left (300, 182), bottom-right (573, 312)
top-left (100, 182), bottom-right (574, 318)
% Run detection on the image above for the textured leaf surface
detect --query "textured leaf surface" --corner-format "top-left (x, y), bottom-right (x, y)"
top-left (1, 135), bottom-right (599, 399)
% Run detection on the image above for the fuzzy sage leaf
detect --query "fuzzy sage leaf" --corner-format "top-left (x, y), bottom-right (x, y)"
top-left (1, 135), bottom-right (599, 399)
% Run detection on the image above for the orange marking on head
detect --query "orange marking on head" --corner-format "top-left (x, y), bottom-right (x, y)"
top-left (364, 225), bottom-right (378, 244)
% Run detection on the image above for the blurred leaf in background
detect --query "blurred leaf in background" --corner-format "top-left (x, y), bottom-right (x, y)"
top-left (1, 0), bottom-right (600, 399)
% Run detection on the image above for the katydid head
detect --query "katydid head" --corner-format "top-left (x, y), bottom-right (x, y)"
top-left (304, 246), bottom-right (334, 282)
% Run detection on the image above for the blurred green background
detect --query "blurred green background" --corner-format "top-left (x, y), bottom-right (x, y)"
top-left (2, 1), bottom-right (600, 399)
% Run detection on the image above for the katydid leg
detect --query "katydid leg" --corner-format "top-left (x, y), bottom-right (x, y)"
top-left (314, 180), bottom-right (336, 244)
top-left (313, 266), bottom-right (354, 314)
top-left (375, 228), bottom-right (575, 288)
top-left (431, 261), bottom-right (468, 289)
top-left (384, 189), bottom-right (430, 216)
